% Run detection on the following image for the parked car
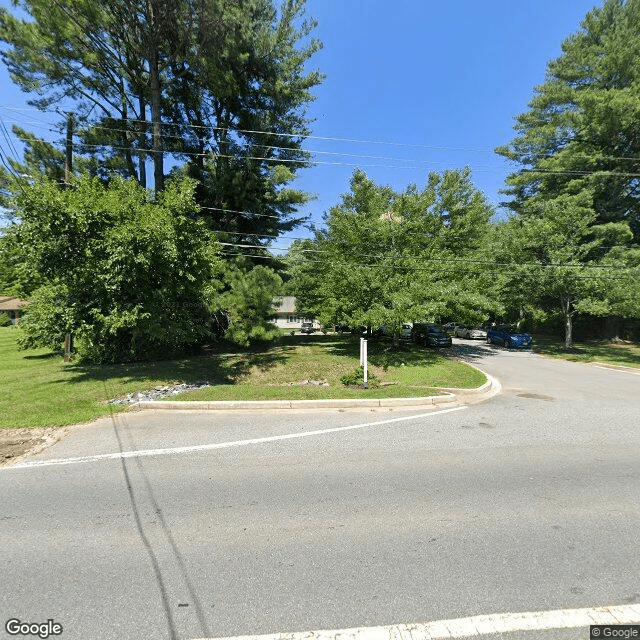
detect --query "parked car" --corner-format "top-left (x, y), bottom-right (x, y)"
top-left (443, 322), bottom-right (466, 335)
top-left (300, 321), bottom-right (315, 334)
top-left (486, 324), bottom-right (532, 349)
top-left (411, 323), bottom-right (453, 348)
top-left (454, 324), bottom-right (487, 340)
top-left (376, 324), bottom-right (413, 340)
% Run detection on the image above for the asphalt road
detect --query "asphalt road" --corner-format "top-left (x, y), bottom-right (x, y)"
top-left (1, 341), bottom-right (639, 640)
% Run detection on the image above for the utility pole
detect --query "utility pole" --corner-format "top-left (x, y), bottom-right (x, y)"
top-left (64, 113), bottom-right (73, 362)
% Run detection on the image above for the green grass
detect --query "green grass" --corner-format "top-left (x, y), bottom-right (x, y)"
top-left (175, 335), bottom-right (485, 401)
top-left (533, 334), bottom-right (640, 368)
top-left (0, 328), bottom-right (485, 429)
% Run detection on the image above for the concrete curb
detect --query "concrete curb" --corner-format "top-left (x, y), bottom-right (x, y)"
top-left (588, 361), bottom-right (640, 374)
top-left (134, 365), bottom-right (501, 411)
top-left (135, 393), bottom-right (457, 411)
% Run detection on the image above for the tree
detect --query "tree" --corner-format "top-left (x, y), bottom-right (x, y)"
top-left (0, 0), bottom-right (322, 239)
top-left (287, 169), bottom-right (497, 338)
top-left (216, 258), bottom-right (283, 346)
top-left (14, 175), bottom-right (223, 362)
top-left (496, 0), bottom-right (640, 242)
top-left (493, 190), bottom-right (637, 348)
top-left (495, 0), bottom-right (640, 343)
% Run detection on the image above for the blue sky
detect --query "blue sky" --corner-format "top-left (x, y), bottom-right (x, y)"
top-left (290, 0), bottom-right (599, 242)
top-left (0, 0), bottom-right (600, 249)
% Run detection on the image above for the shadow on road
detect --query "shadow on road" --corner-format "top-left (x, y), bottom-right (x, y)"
top-left (107, 399), bottom-right (211, 640)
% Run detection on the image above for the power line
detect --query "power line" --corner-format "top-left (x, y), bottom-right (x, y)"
top-left (4, 102), bottom-right (640, 163)
top-left (217, 250), bottom-right (640, 282)
top-left (6, 128), bottom-right (640, 178)
top-left (217, 242), bottom-right (640, 274)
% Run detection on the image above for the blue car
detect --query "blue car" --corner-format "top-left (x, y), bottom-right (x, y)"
top-left (486, 324), bottom-right (533, 349)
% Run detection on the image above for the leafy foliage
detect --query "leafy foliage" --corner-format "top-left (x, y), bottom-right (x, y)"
top-left (495, 0), bottom-right (640, 345)
top-left (339, 365), bottom-right (380, 388)
top-left (491, 191), bottom-right (638, 347)
top-left (287, 169), bottom-right (496, 332)
top-left (0, 0), bottom-right (322, 239)
top-left (496, 0), bottom-right (640, 241)
top-left (15, 283), bottom-right (73, 352)
top-left (217, 260), bottom-right (283, 346)
top-left (14, 176), bottom-right (223, 362)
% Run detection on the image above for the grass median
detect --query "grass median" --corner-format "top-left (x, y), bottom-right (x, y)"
top-left (0, 327), bottom-right (485, 428)
top-left (532, 334), bottom-right (640, 368)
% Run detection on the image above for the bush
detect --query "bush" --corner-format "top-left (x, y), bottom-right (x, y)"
top-left (13, 176), bottom-right (223, 363)
top-left (16, 283), bottom-right (72, 352)
top-left (340, 366), bottom-right (380, 388)
top-left (0, 312), bottom-right (12, 327)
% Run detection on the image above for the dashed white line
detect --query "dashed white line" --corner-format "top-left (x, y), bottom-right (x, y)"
top-left (3, 405), bottom-right (467, 470)
top-left (191, 603), bottom-right (640, 640)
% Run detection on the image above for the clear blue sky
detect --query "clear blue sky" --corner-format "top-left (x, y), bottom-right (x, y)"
top-left (0, 0), bottom-right (600, 249)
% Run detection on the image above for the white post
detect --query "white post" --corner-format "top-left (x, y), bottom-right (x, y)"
top-left (360, 337), bottom-right (364, 366)
top-left (363, 339), bottom-right (368, 389)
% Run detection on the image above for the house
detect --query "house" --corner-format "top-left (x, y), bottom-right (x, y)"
top-left (0, 296), bottom-right (30, 324)
top-left (271, 296), bottom-right (320, 330)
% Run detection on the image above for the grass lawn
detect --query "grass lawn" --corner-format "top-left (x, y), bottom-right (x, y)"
top-left (174, 334), bottom-right (485, 401)
top-left (0, 327), bottom-right (485, 429)
top-left (533, 334), bottom-right (640, 369)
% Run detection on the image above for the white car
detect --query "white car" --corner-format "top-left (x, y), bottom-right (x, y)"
top-left (454, 324), bottom-right (487, 339)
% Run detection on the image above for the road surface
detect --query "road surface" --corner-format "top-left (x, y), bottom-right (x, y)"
top-left (1, 341), bottom-right (639, 640)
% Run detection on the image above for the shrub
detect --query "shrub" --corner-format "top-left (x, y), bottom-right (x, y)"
top-left (14, 176), bottom-right (222, 362)
top-left (340, 366), bottom-right (380, 388)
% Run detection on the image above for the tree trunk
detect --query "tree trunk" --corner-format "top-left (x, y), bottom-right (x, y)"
top-left (561, 295), bottom-right (574, 349)
top-left (138, 96), bottom-right (147, 189)
top-left (149, 45), bottom-right (164, 193)
top-left (565, 313), bottom-right (573, 350)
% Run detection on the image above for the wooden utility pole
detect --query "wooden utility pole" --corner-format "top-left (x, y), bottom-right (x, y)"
top-left (64, 113), bottom-right (73, 362)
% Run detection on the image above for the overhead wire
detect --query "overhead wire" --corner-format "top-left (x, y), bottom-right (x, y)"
top-left (217, 250), bottom-right (640, 283)
top-left (3, 102), bottom-right (640, 164)
top-left (216, 241), bottom-right (640, 273)
top-left (4, 127), bottom-right (640, 178)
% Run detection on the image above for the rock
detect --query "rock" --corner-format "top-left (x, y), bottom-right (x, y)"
top-left (106, 382), bottom-right (212, 405)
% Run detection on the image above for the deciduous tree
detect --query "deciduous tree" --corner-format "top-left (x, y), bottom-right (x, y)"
top-left (14, 175), bottom-right (223, 362)
top-left (287, 169), bottom-right (496, 337)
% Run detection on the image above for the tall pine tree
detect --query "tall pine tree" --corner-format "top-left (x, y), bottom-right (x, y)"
top-left (0, 0), bottom-right (322, 240)
top-left (496, 0), bottom-right (640, 242)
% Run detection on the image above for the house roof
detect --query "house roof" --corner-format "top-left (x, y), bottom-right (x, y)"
top-left (0, 296), bottom-right (30, 311)
top-left (273, 296), bottom-right (297, 314)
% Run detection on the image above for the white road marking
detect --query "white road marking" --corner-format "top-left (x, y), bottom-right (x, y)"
top-left (3, 406), bottom-right (467, 471)
top-left (191, 603), bottom-right (640, 640)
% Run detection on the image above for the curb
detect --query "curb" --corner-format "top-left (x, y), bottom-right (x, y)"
top-left (588, 361), bottom-right (640, 374)
top-left (135, 393), bottom-right (457, 411)
top-left (133, 367), bottom-right (501, 411)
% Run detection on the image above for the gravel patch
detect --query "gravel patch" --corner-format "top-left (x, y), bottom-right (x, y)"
top-left (106, 382), bottom-right (212, 405)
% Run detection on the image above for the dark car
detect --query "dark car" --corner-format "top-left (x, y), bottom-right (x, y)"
top-left (486, 324), bottom-right (533, 349)
top-left (375, 324), bottom-right (413, 341)
top-left (411, 323), bottom-right (453, 348)
top-left (300, 321), bottom-right (315, 334)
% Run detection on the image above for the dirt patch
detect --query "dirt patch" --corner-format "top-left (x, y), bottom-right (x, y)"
top-left (0, 427), bottom-right (67, 467)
